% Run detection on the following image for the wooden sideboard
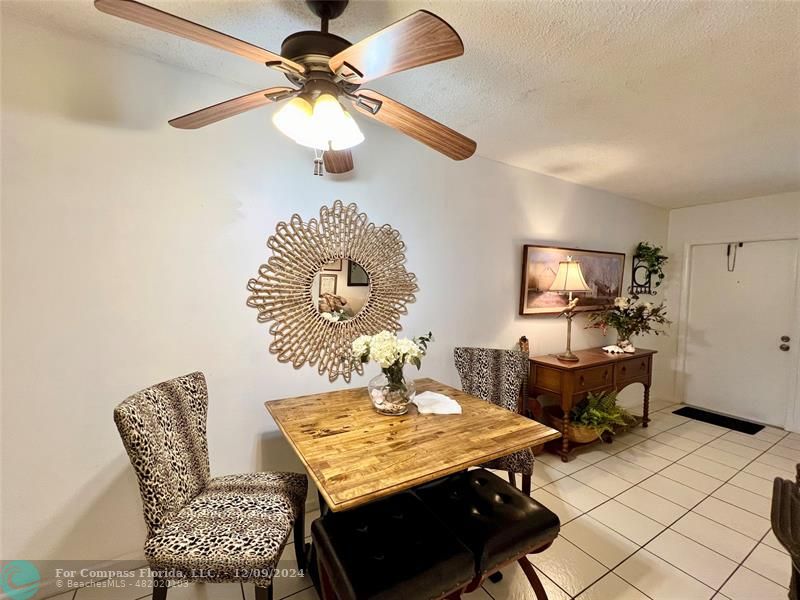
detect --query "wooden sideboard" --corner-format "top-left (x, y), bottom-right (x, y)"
top-left (527, 347), bottom-right (657, 461)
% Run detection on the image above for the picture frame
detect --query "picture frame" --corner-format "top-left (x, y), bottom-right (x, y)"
top-left (319, 273), bottom-right (338, 296)
top-left (519, 244), bottom-right (625, 315)
top-left (323, 259), bottom-right (343, 271)
top-left (347, 260), bottom-right (370, 287)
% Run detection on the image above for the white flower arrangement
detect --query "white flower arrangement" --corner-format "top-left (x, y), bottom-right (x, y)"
top-left (351, 331), bottom-right (433, 389)
top-left (587, 296), bottom-right (671, 341)
top-left (613, 297), bottom-right (630, 309)
top-left (351, 331), bottom-right (432, 369)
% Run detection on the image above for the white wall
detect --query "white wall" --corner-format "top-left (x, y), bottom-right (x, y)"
top-left (666, 191), bottom-right (800, 426)
top-left (0, 15), bottom-right (670, 565)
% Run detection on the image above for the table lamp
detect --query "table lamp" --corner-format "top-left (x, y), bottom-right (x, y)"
top-left (549, 256), bottom-right (591, 361)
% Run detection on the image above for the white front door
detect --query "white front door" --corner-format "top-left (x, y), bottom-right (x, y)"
top-left (684, 239), bottom-right (799, 426)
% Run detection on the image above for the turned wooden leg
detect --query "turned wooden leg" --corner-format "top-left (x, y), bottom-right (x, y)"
top-left (294, 503), bottom-right (307, 571)
top-left (518, 557), bottom-right (549, 600)
top-left (255, 585), bottom-right (273, 600)
top-left (560, 408), bottom-right (570, 462)
top-left (152, 579), bottom-right (167, 600)
top-left (642, 384), bottom-right (651, 428)
top-left (521, 474), bottom-right (532, 495)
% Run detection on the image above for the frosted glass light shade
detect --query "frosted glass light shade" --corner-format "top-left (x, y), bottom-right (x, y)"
top-left (549, 259), bottom-right (591, 292)
top-left (272, 93), bottom-right (364, 151)
top-left (331, 111), bottom-right (365, 150)
top-left (272, 96), bottom-right (313, 142)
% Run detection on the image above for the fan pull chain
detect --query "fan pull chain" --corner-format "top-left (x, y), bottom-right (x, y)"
top-left (313, 149), bottom-right (325, 176)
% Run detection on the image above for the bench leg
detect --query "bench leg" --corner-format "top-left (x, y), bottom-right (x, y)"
top-left (318, 557), bottom-right (337, 600)
top-left (294, 503), bottom-right (307, 571)
top-left (152, 578), bottom-right (167, 600)
top-left (255, 586), bottom-right (273, 600)
top-left (518, 557), bottom-right (548, 600)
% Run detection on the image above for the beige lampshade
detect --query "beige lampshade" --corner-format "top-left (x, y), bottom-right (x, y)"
top-left (549, 258), bottom-right (591, 292)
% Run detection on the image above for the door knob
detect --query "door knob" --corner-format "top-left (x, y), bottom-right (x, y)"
top-left (780, 344), bottom-right (791, 351)
top-left (781, 336), bottom-right (791, 342)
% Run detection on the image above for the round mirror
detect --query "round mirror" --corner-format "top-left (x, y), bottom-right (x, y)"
top-left (312, 259), bottom-right (370, 322)
top-left (247, 200), bottom-right (418, 382)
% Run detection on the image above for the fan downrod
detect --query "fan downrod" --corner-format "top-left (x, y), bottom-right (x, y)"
top-left (306, 1), bottom-right (348, 32)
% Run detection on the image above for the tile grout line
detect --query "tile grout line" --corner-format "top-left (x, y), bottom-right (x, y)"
top-left (701, 430), bottom-right (791, 595)
top-left (501, 410), bottom-right (684, 600)
top-left (587, 426), bottom-right (790, 598)
top-left (563, 418), bottom-right (737, 598)
top-left (616, 427), bottom-right (789, 596)
top-left (533, 412), bottom-right (720, 598)
top-left (537, 417), bottom-right (790, 598)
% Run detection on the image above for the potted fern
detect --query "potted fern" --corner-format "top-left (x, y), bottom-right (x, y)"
top-left (546, 391), bottom-right (636, 443)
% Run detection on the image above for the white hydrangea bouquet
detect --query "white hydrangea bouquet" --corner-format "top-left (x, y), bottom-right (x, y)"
top-left (351, 331), bottom-right (433, 415)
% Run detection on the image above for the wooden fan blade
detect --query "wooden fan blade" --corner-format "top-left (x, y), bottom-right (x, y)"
top-left (323, 150), bottom-right (354, 174)
top-left (94, 0), bottom-right (305, 76)
top-left (169, 87), bottom-right (295, 129)
top-left (351, 90), bottom-right (476, 160)
top-left (329, 10), bottom-right (463, 84)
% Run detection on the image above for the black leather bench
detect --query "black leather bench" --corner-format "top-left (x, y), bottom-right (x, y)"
top-left (311, 491), bottom-right (475, 600)
top-left (414, 468), bottom-right (560, 599)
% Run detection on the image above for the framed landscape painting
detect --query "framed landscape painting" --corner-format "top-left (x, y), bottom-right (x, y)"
top-left (519, 245), bottom-right (625, 315)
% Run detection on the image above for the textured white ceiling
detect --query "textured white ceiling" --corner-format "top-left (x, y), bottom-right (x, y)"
top-left (4, 0), bottom-right (799, 208)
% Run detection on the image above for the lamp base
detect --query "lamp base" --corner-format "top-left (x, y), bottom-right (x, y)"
top-left (555, 351), bottom-right (580, 362)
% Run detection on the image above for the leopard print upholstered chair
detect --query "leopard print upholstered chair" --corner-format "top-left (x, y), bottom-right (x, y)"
top-left (454, 347), bottom-right (535, 494)
top-left (114, 372), bottom-right (308, 600)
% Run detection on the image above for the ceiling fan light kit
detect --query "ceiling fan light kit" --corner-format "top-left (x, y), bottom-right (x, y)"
top-left (272, 87), bottom-right (365, 151)
top-left (94, 0), bottom-right (477, 174)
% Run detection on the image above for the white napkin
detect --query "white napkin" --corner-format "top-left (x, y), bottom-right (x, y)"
top-left (412, 391), bottom-right (462, 415)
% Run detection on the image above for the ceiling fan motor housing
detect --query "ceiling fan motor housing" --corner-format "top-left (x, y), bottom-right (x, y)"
top-left (280, 31), bottom-right (355, 91)
top-left (281, 31), bottom-right (351, 65)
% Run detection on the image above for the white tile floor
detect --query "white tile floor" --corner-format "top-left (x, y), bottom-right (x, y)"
top-left (522, 400), bottom-right (795, 600)
top-left (61, 399), bottom-right (795, 599)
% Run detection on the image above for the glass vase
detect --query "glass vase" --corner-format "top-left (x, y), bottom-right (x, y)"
top-left (368, 371), bottom-right (416, 416)
top-left (616, 330), bottom-right (634, 350)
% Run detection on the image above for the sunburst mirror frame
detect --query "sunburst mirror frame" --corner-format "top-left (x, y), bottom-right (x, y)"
top-left (246, 200), bottom-right (418, 382)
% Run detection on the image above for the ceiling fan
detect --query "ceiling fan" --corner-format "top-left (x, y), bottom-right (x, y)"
top-left (94, 0), bottom-right (477, 174)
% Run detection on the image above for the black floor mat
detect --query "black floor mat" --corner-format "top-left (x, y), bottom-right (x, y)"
top-left (673, 406), bottom-right (764, 435)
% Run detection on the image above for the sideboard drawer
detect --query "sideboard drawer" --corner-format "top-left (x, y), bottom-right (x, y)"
top-left (575, 365), bottom-right (612, 391)
top-left (616, 356), bottom-right (651, 383)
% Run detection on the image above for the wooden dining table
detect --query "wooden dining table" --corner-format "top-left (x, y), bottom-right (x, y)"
top-left (265, 377), bottom-right (561, 513)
